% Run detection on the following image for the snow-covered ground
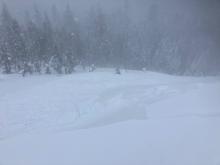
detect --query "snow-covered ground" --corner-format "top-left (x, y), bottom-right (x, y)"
top-left (0, 69), bottom-right (220, 165)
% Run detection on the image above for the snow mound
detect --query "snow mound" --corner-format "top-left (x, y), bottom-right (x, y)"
top-left (0, 69), bottom-right (220, 165)
top-left (0, 70), bottom-right (202, 138)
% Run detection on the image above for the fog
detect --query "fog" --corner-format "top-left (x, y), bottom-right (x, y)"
top-left (0, 0), bottom-right (219, 75)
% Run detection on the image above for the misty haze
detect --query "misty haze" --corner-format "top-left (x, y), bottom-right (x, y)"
top-left (0, 0), bottom-right (219, 165)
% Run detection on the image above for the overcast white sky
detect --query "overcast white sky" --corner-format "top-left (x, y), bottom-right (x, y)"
top-left (0, 0), bottom-right (219, 29)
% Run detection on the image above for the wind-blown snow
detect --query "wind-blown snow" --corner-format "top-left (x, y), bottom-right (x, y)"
top-left (0, 69), bottom-right (220, 165)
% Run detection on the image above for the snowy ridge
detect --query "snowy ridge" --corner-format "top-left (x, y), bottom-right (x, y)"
top-left (0, 69), bottom-right (220, 165)
top-left (0, 70), bottom-right (200, 138)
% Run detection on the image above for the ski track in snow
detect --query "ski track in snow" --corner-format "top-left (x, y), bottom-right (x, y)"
top-left (0, 70), bottom-right (219, 139)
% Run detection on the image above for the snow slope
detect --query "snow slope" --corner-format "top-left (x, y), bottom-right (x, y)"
top-left (0, 69), bottom-right (220, 165)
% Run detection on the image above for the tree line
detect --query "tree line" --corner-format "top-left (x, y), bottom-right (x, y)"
top-left (0, 2), bottom-right (219, 76)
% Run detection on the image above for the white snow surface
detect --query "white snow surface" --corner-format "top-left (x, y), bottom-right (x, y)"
top-left (0, 69), bottom-right (220, 165)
